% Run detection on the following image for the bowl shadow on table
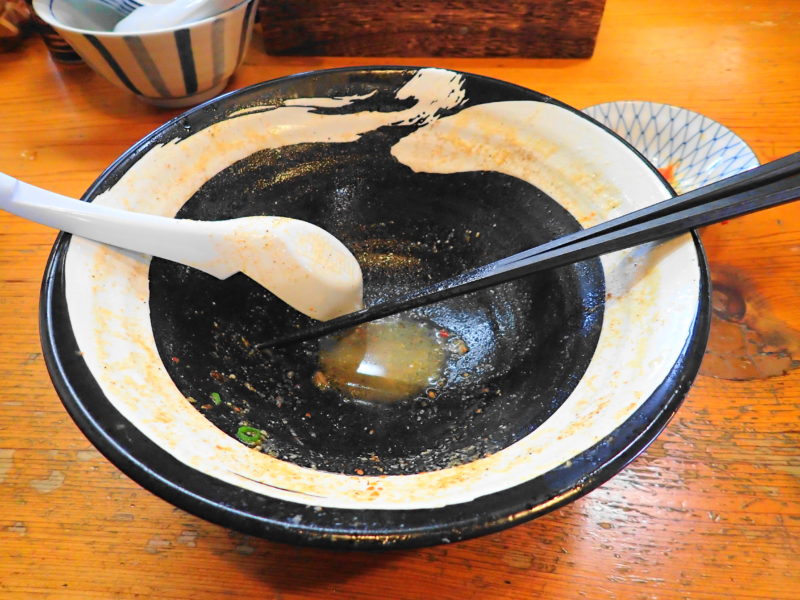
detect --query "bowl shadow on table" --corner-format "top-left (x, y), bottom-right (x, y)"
top-left (225, 538), bottom-right (404, 591)
top-left (39, 56), bottom-right (224, 119)
top-left (214, 506), bottom-right (581, 596)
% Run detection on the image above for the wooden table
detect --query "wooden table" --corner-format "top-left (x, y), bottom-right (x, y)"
top-left (1, 0), bottom-right (798, 597)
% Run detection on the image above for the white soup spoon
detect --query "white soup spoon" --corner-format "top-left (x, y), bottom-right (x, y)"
top-left (0, 173), bottom-right (363, 321)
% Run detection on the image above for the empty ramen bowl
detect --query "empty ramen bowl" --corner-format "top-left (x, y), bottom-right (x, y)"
top-left (40, 67), bottom-right (710, 549)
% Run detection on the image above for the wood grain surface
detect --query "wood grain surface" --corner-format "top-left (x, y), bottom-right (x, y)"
top-left (258, 0), bottom-right (606, 58)
top-left (1, 0), bottom-right (798, 598)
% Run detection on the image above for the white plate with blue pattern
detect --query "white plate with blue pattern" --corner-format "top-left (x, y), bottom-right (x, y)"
top-left (583, 101), bottom-right (759, 194)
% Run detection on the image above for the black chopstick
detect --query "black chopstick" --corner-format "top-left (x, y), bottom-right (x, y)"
top-left (483, 149), bottom-right (800, 270)
top-left (258, 151), bottom-right (800, 348)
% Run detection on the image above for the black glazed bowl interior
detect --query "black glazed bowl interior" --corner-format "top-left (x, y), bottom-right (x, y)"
top-left (41, 67), bottom-right (710, 549)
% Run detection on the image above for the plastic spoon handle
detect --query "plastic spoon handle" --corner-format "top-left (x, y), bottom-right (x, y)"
top-left (0, 172), bottom-right (232, 277)
top-left (0, 172), bottom-right (363, 321)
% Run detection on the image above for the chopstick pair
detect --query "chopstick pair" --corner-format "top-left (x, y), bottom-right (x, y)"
top-left (258, 151), bottom-right (800, 348)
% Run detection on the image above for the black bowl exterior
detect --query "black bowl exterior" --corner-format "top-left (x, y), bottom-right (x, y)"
top-left (39, 67), bottom-right (711, 549)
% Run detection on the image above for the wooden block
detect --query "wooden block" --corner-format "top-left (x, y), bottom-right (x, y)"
top-left (258, 0), bottom-right (606, 58)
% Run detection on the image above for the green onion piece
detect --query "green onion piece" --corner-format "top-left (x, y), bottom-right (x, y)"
top-left (236, 426), bottom-right (262, 445)
top-left (210, 392), bottom-right (222, 406)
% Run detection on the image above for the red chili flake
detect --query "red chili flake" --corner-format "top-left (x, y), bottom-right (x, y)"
top-left (312, 371), bottom-right (328, 388)
top-left (437, 329), bottom-right (450, 338)
top-left (210, 370), bottom-right (225, 381)
top-left (304, 412), bottom-right (312, 418)
top-left (355, 469), bottom-right (364, 475)
top-left (171, 356), bottom-right (180, 363)
top-left (658, 162), bottom-right (679, 188)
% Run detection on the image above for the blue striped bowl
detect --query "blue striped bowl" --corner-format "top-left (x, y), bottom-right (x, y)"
top-left (32, 0), bottom-right (258, 107)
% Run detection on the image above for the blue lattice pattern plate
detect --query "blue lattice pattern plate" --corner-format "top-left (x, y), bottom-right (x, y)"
top-left (583, 101), bottom-right (759, 194)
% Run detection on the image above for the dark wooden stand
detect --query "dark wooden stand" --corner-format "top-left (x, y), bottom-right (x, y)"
top-left (258, 1), bottom-right (606, 58)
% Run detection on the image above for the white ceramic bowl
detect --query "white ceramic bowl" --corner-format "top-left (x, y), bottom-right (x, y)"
top-left (32, 0), bottom-right (258, 107)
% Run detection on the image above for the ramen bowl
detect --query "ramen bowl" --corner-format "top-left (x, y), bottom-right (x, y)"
top-left (32, 0), bottom-right (258, 107)
top-left (40, 67), bottom-right (710, 549)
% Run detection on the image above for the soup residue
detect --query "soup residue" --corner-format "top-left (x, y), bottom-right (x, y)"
top-left (315, 317), bottom-right (448, 403)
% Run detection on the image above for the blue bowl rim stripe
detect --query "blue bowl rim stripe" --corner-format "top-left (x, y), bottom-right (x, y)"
top-left (174, 28), bottom-right (198, 96)
top-left (84, 33), bottom-right (143, 96)
top-left (122, 35), bottom-right (170, 98)
top-left (235, 0), bottom-right (256, 68)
